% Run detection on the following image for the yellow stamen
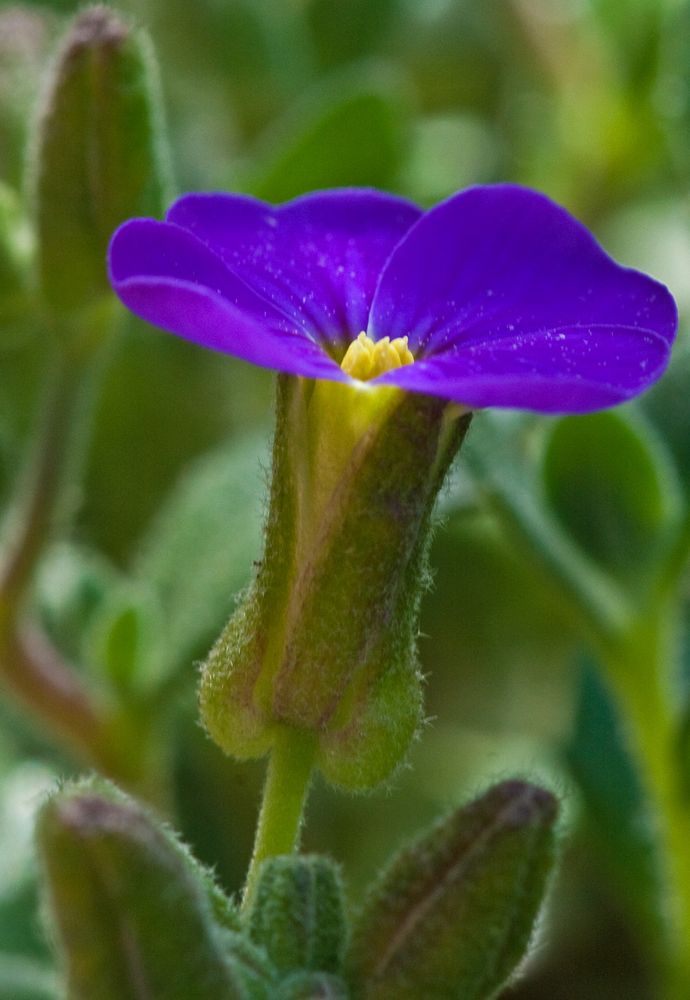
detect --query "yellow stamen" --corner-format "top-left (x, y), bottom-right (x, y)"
top-left (340, 332), bottom-right (414, 381)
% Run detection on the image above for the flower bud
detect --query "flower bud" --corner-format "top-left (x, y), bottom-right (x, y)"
top-left (200, 376), bottom-right (470, 789)
top-left (36, 778), bottom-right (274, 999)
top-left (346, 780), bottom-right (558, 999)
top-left (29, 6), bottom-right (171, 314)
top-left (248, 856), bottom-right (347, 975)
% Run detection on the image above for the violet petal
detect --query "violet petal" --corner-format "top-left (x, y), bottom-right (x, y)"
top-left (377, 325), bottom-right (671, 413)
top-left (166, 188), bottom-right (420, 349)
top-left (108, 218), bottom-right (345, 378)
top-left (369, 184), bottom-right (676, 408)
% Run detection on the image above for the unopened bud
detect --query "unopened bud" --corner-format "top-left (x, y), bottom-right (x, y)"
top-left (248, 856), bottom-right (347, 974)
top-left (346, 780), bottom-right (558, 999)
top-left (36, 778), bottom-right (273, 999)
top-left (29, 6), bottom-right (171, 314)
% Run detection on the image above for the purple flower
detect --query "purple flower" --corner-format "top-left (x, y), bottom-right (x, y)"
top-left (108, 184), bottom-right (677, 414)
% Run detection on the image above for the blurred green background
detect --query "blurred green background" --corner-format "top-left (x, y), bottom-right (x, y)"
top-left (2, 0), bottom-right (690, 996)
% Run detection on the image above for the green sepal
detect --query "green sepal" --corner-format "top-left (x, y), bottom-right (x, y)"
top-left (36, 777), bottom-right (274, 999)
top-left (346, 780), bottom-right (558, 1000)
top-left (200, 376), bottom-right (471, 789)
top-left (276, 971), bottom-right (349, 1000)
top-left (248, 856), bottom-right (347, 975)
top-left (29, 5), bottom-right (171, 316)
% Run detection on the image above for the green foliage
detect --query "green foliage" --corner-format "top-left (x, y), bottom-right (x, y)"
top-left (275, 971), bottom-right (349, 1000)
top-left (642, 342), bottom-right (690, 498)
top-left (543, 410), bottom-right (678, 582)
top-left (85, 582), bottom-right (165, 697)
top-left (35, 543), bottom-right (119, 665)
top-left (564, 660), bottom-right (662, 944)
top-left (0, 182), bottom-right (31, 324)
top-left (29, 5), bottom-right (171, 314)
top-left (248, 856), bottom-right (347, 975)
top-left (346, 780), bottom-right (558, 1000)
top-left (0, 957), bottom-right (58, 1000)
top-left (36, 778), bottom-right (273, 999)
top-left (0, 1), bottom-right (688, 996)
top-left (134, 432), bottom-right (267, 672)
top-left (247, 76), bottom-right (409, 202)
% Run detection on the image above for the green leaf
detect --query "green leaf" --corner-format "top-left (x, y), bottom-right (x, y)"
top-left (564, 658), bottom-right (662, 946)
top-left (246, 74), bottom-right (409, 202)
top-left (85, 581), bottom-right (166, 697)
top-left (0, 957), bottom-right (58, 1000)
top-left (276, 971), bottom-right (349, 1000)
top-left (347, 780), bottom-right (558, 1000)
top-left (134, 432), bottom-right (267, 672)
top-left (642, 342), bottom-right (690, 498)
top-left (36, 777), bottom-right (274, 1000)
top-left (463, 410), bottom-right (629, 637)
top-left (543, 410), bottom-right (678, 581)
top-left (35, 543), bottom-right (120, 665)
top-left (589, 0), bottom-right (664, 90)
top-left (248, 856), bottom-right (347, 975)
top-left (29, 6), bottom-right (171, 314)
top-left (306, 0), bottom-right (400, 69)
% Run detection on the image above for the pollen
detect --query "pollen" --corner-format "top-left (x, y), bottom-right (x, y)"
top-left (340, 332), bottom-right (414, 381)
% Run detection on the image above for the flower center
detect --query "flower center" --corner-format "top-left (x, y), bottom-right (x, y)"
top-left (340, 332), bottom-right (414, 381)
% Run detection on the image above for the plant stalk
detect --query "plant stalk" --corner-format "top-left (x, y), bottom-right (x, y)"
top-left (604, 613), bottom-right (690, 1000)
top-left (242, 726), bottom-right (316, 912)
top-left (0, 348), bottom-right (143, 785)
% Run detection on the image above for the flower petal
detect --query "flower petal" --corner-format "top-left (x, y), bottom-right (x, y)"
top-left (166, 189), bottom-right (421, 349)
top-left (369, 184), bottom-right (676, 407)
top-left (377, 325), bottom-right (671, 413)
top-left (108, 218), bottom-right (345, 378)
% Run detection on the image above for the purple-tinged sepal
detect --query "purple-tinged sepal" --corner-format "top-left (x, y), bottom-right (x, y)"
top-left (36, 777), bottom-right (276, 999)
top-left (200, 376), bottom-right (471, 789)
top-left (29, 6), bottom-right (171, 324)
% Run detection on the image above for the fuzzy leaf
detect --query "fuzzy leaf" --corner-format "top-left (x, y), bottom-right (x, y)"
top-left (248, 856), bottom-right (347, 975)
top-left (347, 780), bottom-right (557, 1000)
top-left (36, 778), bottom-right (273, 1000)
top-left (134, 432), bottom-right (267, 671)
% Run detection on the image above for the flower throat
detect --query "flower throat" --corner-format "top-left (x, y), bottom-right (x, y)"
top-left (340, 332), bottom-right (414, 381)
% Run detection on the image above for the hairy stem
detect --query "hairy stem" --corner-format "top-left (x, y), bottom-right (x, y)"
top-left (242, 727), bottom-right (316, 912)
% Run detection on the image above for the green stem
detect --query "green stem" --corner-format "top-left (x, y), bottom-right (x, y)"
top-left (0, 353), bottom-right (87, 605)
top-left (242, 727), bottom-right (316, 913)
top-left (0, 348), bottom-right (142, 785)
top-left (603, 614), bottom-right (690, 999)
